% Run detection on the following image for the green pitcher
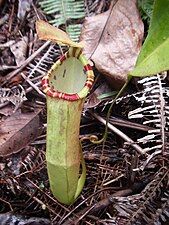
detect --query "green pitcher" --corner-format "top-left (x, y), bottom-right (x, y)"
top-left (42, 47), bottom-right (94, 205)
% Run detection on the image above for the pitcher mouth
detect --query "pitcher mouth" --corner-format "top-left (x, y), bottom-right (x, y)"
top-left (42, 47), bottom-right (94, 101)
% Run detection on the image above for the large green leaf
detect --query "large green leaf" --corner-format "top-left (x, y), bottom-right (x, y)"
top-left (130, 0), bottom-right (169, 77)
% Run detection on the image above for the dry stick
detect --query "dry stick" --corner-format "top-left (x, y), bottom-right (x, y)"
top-left (2, 41), bottom-right (51, 85)
top-left (26, 80), bottom-right (42, 93)
top-left (21, 73), bottom-right (46, 98)
top-left (63, 188), bottom-right (135, 225)
top-left (59, 187), bottom-right (120, 224)
top-left (109, 116), bottom-right (156, 132)
top-left (75, 190), bottom-right (134, 224)
top-left (23, 189), bottom-right (58, 218)
top-left (0, 42), bottom-right (50, 108)
top-left (0, 197), bottom-right (13, 211)
top-left (90, 112), bottom-right (144, 155)
top-left (74, 204), bottom-right (96, 225)
top-left (26, 178), bottom-right (70, 213)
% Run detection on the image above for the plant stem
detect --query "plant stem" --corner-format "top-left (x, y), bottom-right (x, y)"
top-left (91, 75), bottom-right (132, 144)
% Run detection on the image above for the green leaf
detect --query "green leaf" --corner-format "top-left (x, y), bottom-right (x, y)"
top-left (130, 0), bottom-right (169, 77)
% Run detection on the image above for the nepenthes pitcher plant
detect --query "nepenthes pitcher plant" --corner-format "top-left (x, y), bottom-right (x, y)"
top-left (36, 20), bottom-right (94, 205)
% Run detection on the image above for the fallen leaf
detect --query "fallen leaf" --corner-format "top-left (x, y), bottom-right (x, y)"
top-left (0, 108), bottom-right (42, 157)
top-left (10, 36), bottom-right (28, 66)
top-left (80, 0), bottom-right (144, 89)
top-left (36, 20), bottom-right (83, 48)
top-left (0, 105), bottom-right (14, 117)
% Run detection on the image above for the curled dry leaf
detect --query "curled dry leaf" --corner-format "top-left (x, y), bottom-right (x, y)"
top-left (36, 20), bottom-right (83, 48)
top-left (80, 0), bottom-right (144, 89)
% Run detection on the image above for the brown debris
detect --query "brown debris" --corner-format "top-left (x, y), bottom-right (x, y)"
top-left (0, 108), bottom-right (42, 157)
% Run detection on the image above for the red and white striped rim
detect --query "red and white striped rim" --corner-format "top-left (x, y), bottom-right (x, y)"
top-left (42, 47), bottom-right (94, 101)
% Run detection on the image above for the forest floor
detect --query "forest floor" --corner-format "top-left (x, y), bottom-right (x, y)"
top-left (0, 1), bottom-right (168, 225)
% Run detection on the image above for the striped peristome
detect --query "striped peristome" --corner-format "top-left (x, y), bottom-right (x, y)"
top-left (42, 47), bottom-right (94, 101)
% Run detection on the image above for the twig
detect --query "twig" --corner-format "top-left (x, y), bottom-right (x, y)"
top-left (23, 189), bottom-right (57, 217)
top-left (0, 40), bottom-right (15, 48)
top-left (63, 188), bottom-right (139, 225)
top-left (26, 80), bottom-right (42, 93)
top-left (74, 204), bottom-right (96, 225)
top-left (59, 187), bottom-right (120, 224)
top-left (21, 73), bottom-right (46, 98)
top-left (0, 65), bottom-right (18, 71)
top-left (133, 150), bottom-right (162, 171)
top-left (2, 41), bottom-right (50, 85)
top-left (26, 178), bottom-right (70, 212)
top-left (90, 112), bottom-right (144, 155)
top-left (0, 101), bottom-right (9, 109)
top-left (103, 174), bottom-right (124, 186)
top-left (0, 197), bottom-right (13, 211)
top-left (109, 116), bottom-right (158, 132)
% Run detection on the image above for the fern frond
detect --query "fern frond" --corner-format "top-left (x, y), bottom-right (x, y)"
top-left (128, 73), bottom-right (169, 154)
top-left (138, 0), bottom-right (154, 24)
top-left (39, 0), bottom-right (85, 41)
top-left (66, 24), bottom-right (82, 41)
top-left (26, 44), bottom-right (62, 86)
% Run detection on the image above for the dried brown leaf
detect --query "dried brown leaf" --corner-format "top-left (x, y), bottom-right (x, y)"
top-left (80, 0), bottom-right (144, 89)
top-left (10, 36), bottom-right (28, 66)
top-left (0, 105), bottom-right (14, 117)
top-left (36, 20), bottom-right (83, 48)
top-left (0, 108), bottom-right (42, 157)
